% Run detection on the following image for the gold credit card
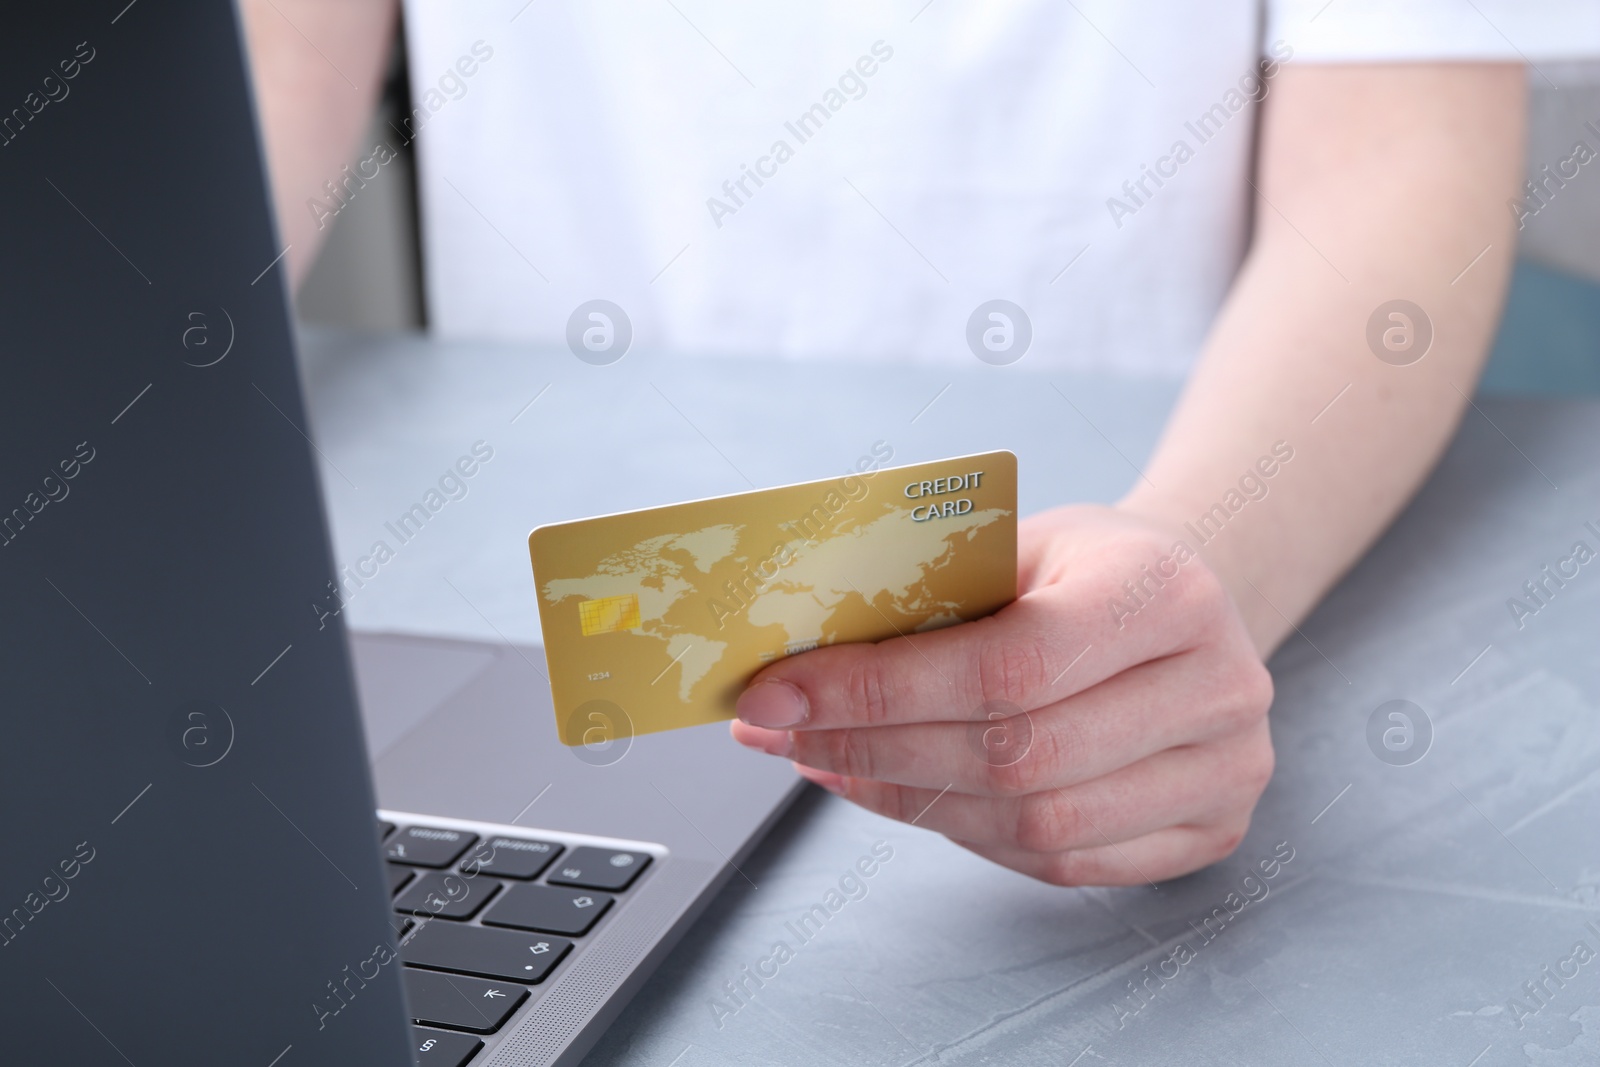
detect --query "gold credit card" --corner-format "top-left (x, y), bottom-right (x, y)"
top-left (528, 450), bottom-right (1017, 744)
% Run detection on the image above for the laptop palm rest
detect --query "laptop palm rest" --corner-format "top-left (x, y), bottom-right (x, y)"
top-left (351, 630), bottom-right (802, 867)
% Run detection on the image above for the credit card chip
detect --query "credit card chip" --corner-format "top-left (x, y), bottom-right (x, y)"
top-left (578, 594), bottom-right (641, 636)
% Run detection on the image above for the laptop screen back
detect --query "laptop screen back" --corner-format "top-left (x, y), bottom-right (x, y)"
top-left (0, 4), bottom-right (411, 1064)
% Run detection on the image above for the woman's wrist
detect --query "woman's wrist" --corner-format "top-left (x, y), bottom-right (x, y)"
top-left (1113, 487), bottom-right (1286, 657)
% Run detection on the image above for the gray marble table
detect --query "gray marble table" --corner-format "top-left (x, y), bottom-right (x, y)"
top-left (300, 329), bottom-right (1600, 1067)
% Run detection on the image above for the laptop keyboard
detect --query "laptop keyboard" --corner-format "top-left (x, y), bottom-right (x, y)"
top-left (379, 812), bottom-right (662, 1066)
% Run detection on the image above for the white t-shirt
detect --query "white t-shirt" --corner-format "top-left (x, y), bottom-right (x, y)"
top-left (401, 0), bottom-right (1600, 375)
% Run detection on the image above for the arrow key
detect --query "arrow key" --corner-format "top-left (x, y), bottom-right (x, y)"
top-left (403, 967), bottom-right (529, 1033)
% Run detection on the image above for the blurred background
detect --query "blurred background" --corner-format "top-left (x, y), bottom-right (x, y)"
top-left (294, 44), bottom-right (1600, 395)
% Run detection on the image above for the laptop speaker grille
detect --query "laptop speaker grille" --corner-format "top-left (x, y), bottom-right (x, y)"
top-left (485, 856), bottom-right (716, 1066)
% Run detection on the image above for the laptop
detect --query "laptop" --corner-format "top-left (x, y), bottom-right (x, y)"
top-left (0, 4), bottom-right (800, 1065)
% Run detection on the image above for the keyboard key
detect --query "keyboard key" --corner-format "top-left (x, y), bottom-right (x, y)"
top-left (460, 836), bottom-right (562, 880)
top-left (411, 1026), bottom-right (482, 1067)
top-left (386, 826), bottom-right (478, 868)
top-left (546, 848), bottom-right (652, 891)
top-left (379, 820), bottom-right (396, 839)
top-left (388, 863), bottom-right (416, 896)
top-left (395, 872), bottom-right (500, 920)
top-left (483, 884), bottom-right (613, 936)
top-left (403, 921), bottom-right (573, 984)
top-left (390, 914), bottom-right (414, 941)
top-left (403, 967), bottom-right (528, 1034)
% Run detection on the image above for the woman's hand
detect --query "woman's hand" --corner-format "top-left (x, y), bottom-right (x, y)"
top-left (730, 504), bottom-right (1275, 886)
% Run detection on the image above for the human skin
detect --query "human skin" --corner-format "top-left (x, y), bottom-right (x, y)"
top-left (239, 0), bottom-right (398, 287)
top-left (731, 63), bottom-right (1526, 885)
top-left (237, 10), bottom-right (1524, 884)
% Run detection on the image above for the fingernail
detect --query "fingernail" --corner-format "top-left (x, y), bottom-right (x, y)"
top-left (737, 679), bottom-right (809, 728)
top-left (794, 764), bottom-right (845, 795)
top-left (732, 725), bottom-right (794, 758)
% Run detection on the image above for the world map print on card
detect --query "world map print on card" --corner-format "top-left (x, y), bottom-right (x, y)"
top-left (529, 452), bottom-right (1017, 743)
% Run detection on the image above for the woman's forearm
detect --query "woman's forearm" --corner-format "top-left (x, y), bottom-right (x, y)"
top-left (239, 0), bottom-right (397, 290)
top-left (1120, 63), bottom-right (1527, 655)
